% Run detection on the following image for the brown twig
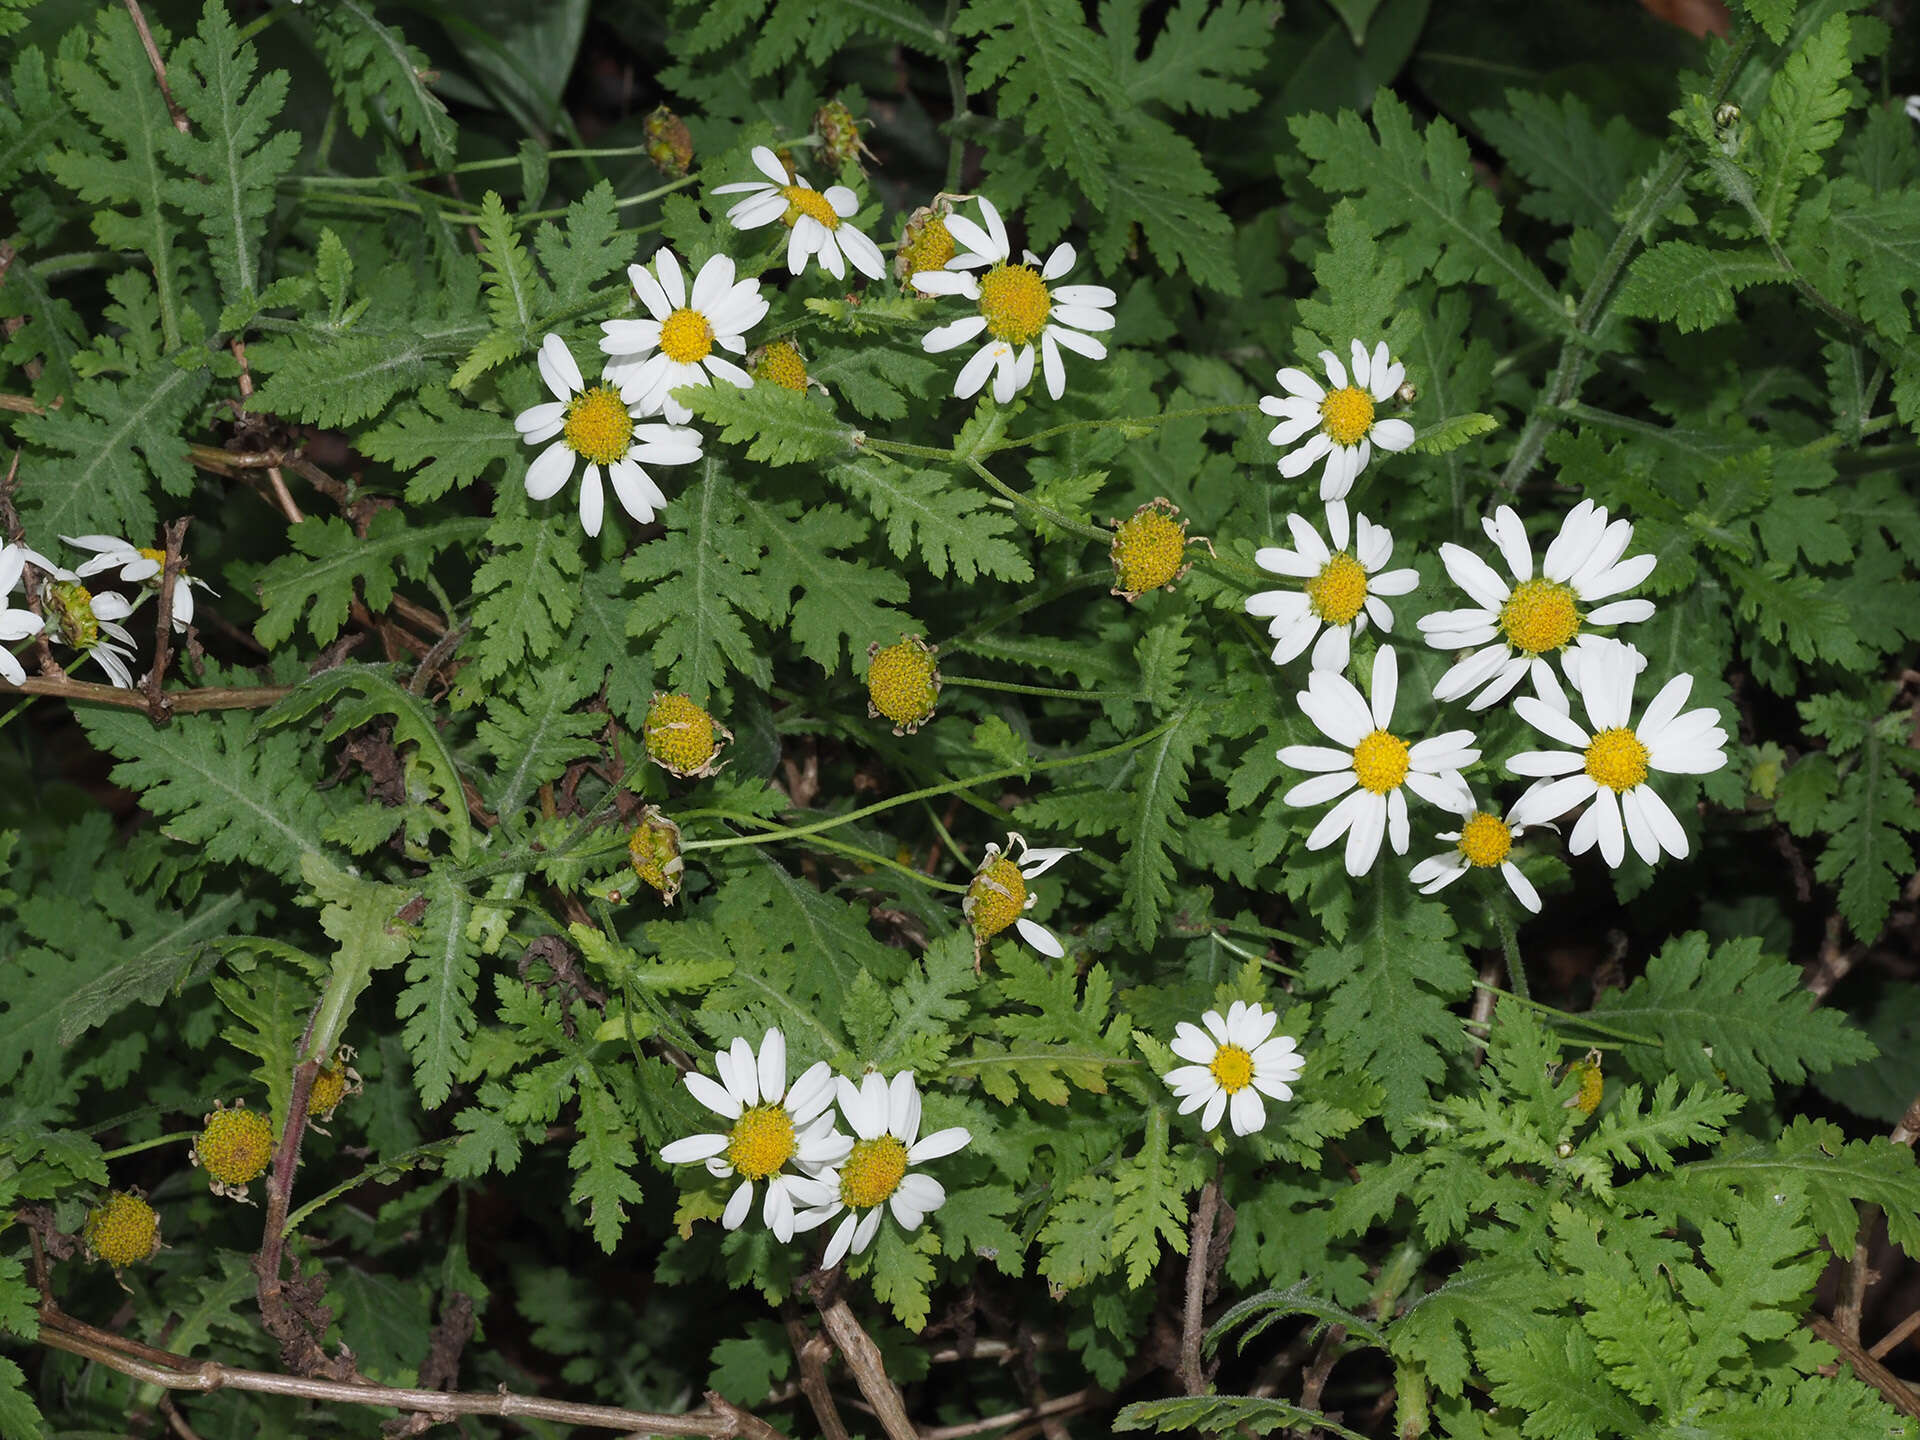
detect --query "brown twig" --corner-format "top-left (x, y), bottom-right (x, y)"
top-left (919, 1389), bottom-right (1100, 1440)
top-left (36, 1325), bottom-right (785, 1436)
top-left (254, 1059), bottom-right (338, 1377)
top-left (812, 1284), bottom-right (917, 1440)
top-left (1177, 1165), bottom-right (1224, 1395)
top-left (1, 674), bottom-right (291, 712)
top-left (1804, 913), bottom-right (1862, 1002)
top-left (1891, 1093), bottom-right (1920, 1148)
top-left (1297, 1323), bottom-right (1346, 1416)
top-left (229, 340), bottom-right (304, 523)
top-left (783, 1317), bottom-right (851, 1440)
top-left (1870, 1307), bottom-right (1920, 1362)
top-left (121, 0), bottom-right (190, 134)
top-left (1808, 1314), bottom-right (1920, 1420)
top-left (144, 517), bottom-right (189, 725)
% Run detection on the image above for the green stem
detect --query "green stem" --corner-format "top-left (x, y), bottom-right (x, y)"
top-left (940, 0), bottom-right (969, 191)
top-left (1206, 930), bottom-right (1304, 980)
top-left (964, 456), bottom-right (1109, 545)
top-left (691, 811), bottom-right (969, 893)
top-left (996, 403), bottom-right (1262, 452)
top-left (281, 1141), bottom-right (456, 1237)
top-left (1468, 982), bottom-right (1654, 1047)
top-left (682, 719), bottom-right (1179, 855)
top-left (1488, 888), bottom-right (1530, 1002)
top-left (863, 437), bottom-right (955, 462)
top-left (99, 1132), bottom-right (197, 1161)
top-left (943, 674), bottom-right (1134, 702)
top-left (941, 570), bottom-right (1109, 651)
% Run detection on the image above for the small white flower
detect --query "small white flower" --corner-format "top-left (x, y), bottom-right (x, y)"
top-left (0, 543), bottom-right (49, 687)
top-left (1277, 645), bottom-right (1480, 877)
top-left (912, 197), bottom-right (1115, 405)
top-left (1407, 789), bottom-right (1543, 913)
top-left (1417, 500), bottom-right (1656, 712)
top-left (1245, 501), bottom-right (1419, 672)
top-left (1260, 339), bottom-right (1416, 501)
top-left (1905, 96), bottom-right (1920, 124)
top-left (600, 250), bottom-right (768, 423)
top-left (1162, 1000), bottom-right (1304, 1137)
top-left (1505, 639), bottom-right (1729, 868)
top-left (61, 533), bottom-right (217, 631)
top-left (711, 145), bottom-right (886, 282)
top-left (516, 333), bottom-right (703, 538)
top-left (964, 831), bottom-right (1077, 959)
top-left (789, 1070), bottom-right (970, 1269)
top-left (657, 1028), bottom-right (850, 1243)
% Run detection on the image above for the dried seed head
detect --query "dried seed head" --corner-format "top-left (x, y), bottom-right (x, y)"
top-left (644, 106), bottom-right (694, 178)
top-left (309, 1047), bottom-right (362, 1120)
top-left (627, 807), bottom-right (686, 903)
top-left (813, 99), bottom-right (873, 170)
top-left (751, 340), bottom-right (810, 393)
top-left (193, 1101), bottom-right (274, 1200)
top-left (1109, 499), bottom-right (1190, 601)
top-left (644, 693), bottom-right (730, 778)
top-left (866, 635), bottom-right (941, 734)
top-left (896, 203), bottom-right (957, 294)
top-left (83, 1191), bottom-right (161, 1269)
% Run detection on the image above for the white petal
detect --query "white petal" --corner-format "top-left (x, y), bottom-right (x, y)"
top-left (1229, 1087), bottom-right (1267, 1136)
top-left (756, 1028), bottom-right (788, 1104)
top-left (1370, 417), bottom-right (1415, 453)
top-left (1015, 917), bottom-right (1065, 957)
top-left (576, 465), bottom-right (604, 537)
top-left (659, 1133), bottom-right (729, 1165)
top-left (821, 1213), bottom-right (858, 1269)
top-left (1439, 544), bottom-right (1513, 610)
top-left (524, 442), bottom-right (576, 501)
top-left (722, 1178), bottom-right (755, 1231)
top-left (1488, 506), bottom-right (1533, 582)
top-left (1514, 697), bottom-right (1592, 749)
top-left (1632, 784), bottom-right (1689, 858)
top-left (1344, 794), bottom-right (1388, 876)
top-left (908, 1127), bottom-right (970, 1163)
top-left (852, 1207), bottom-right (885, 1256)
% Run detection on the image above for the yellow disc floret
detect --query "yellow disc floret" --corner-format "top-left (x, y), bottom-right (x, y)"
top-left (965, 855), bottom-right (1028, 942)
top-left (308, 1048), bottom-right (361, 1120)
top-left (138, 546), bottom-right (168, 568)
top-left (194, 1103), bottom-right (274, 1192)
top-left (727, 1104), bottom-right (798, 1180)
top-left (781, 184), bottom-right (841, 229)
top-left (1567, 1056), bottom-right (1604, 1116)
top-left (1457, 812), bottom-right (1513, 868)
top-left (753, 341), bottom-right (810, 393)
top-left (562, 385), bottom-right (635, 466)
top-left (1500, 578), bottom-right (1582, 656)
top-left (1110, 499), bottom-right (1190, 600)
top-left (898, 210), bottom-right (957, 292)
top-left (1584, 728), bottom-right (1650, 792)
top-left (659, 308), bottom-right (715, 364)
top-left (866, 636), bottom-right (941, 733)
top-left (977, 264), bottom-right (1051, 345)
top-left (628, 808), bottom-right (686, 902)
top-left (1319, 386), bottom-right (1375, 447)
top-left (1208, 1044), bottom-right (1254, 1093)
top-left (839, 1134), bottom-right (909, 1209)
top-left (644, 693), bottom-right (728, 778)
top-left (47, 582), bottom-right (100, 648)
top-left (1306, 552), bottom-right (1369, 626)
top-left (1352, 730), bottom-right (1411, 795)
top-left (83, 1191), bottom-right (161, 1268)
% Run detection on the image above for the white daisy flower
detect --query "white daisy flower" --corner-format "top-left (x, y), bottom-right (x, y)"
top-left (600, 250), bottom-right (768, 424)
top-left (1505, 638), bottom-right (1728, 868)
top-left (963, 831), bottom-right (1077, 960)
top-left (0, 543), bottom-right (49, 687)
top-left (1417, 500), bottom-right (1656, 712)
top-left (1245, 501), bottom-right (1419, 672)
top-left (788, 1070), bottom-right (970, 1269)
top-left (912, 197), bottom-right (1115, 405)
top-left (1260, 339), bottom-right (1416, 501)
top-left (42, 576), bottom-right (137, 688)
top-left (1277, 645), bottom-right (1480, 878)
top-left (656, 1028), bottom-right (850, 1243)
top-left (710, 145), bottom-right (886, 282)
top-left (61, 534), bottom-right (217, 631)
top-left (1162, 1000), bottom-right (1305, 1137)
top-left (516, 333), bottom-right (703, 539)
top-left (1407, 788), bottom-right (1543, 913)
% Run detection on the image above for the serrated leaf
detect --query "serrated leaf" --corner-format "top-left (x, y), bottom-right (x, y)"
top-left (681, 382), bottom-right (858, 466)
top-left (362, 387), bottom-right (520, 503)
top-left (831, 457), bottom-right (1033, 583)
top-left (1119, 709), bottom-right (1200, 947)
top-left (749, 502), bottom-right (908, 675)
top-left (958, 0), bottom-right (1116, 207)
top-left (255, 510), bottom-right (486, 650)
top-left (1754, 12), bottom-right (1852, 234)
top-left (1614, 242), bottom-right (1785, 331)
top-left (397, 876), bottom-right (477, 1109)
top-left (467, 508), bottom-right (585, 683)
top-left (1114, 1396), bottom-right (1367, 1439)
top-left (1108, 0), bottom-right (1269, 116)
top-left (1110, 1107), bottom-right (1192, 1288)
top-left (1412, 412), bottom-right (1499, 454)
top-left (569, 1074), bottom-right (642, 1251)
top-left (310, 0), bottom-right (455, 164)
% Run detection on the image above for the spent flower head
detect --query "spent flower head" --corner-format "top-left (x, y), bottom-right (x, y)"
top-left (866, 634), bottom-right (941, 734)
top-left (964, 831), bottom-right (1077, 961)
top-left (192, 1100), bottom-right (274, 1201)
top-left (1109, 499), bottom-right (1192, 601)
top-left (83, 1191), bottom-right (162, 1268)
top-left (644, 692), bottom-right (731, 778)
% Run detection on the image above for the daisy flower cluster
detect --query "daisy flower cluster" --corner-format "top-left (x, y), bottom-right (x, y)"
top-left (0, 534), bottom-right (215, 690)
top-left (513, 143), bottom-right (1121, 538)
top-left (658, 1028), bottom-right (970, 1265)
top-left (1251, 338), bottom-right (1730, 906)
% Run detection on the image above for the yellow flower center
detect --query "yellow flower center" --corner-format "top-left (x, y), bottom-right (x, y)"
top-left (628, 812), bottom-right (684, 900)
top-left (726, 1104), bottom-right (797, 1181)
top-left (1352, 729), bottom-right (1411, 795)
top-left (1458, 812), bottom-right (1513, 868)
top-left (561, 385), bottom-right (635, 466)
top-left (645, 693), bottom-right (722, 776)
top-left (1111, 503), bottom-right (1188, 596)
top-left (901, 215), bottom-right (957, 282)
top-left (309, 1064), bottom-right (349, 1117)
top-left (48, 581), bottom-right (100, 648)
top-left (1568, 1058), bottom-right (1604, 1116)
top-left (1584, 727), bottom-right (1650, 792)
top-left (1319, 385), bottom-right (1375, 447)
top-left (753, 341), bottom-right (809, 392)
top-left (137, 546), bottom-right (167, 567)
top-left (977, 263), bottom-right (1052, 345)
top-left (659, 307), bottom-right (715, 364)
top-left (966, 855), bottom-right (1027, 941)
top-left (780, 184), bottom-right (841, 229)
top-left (195, 1107), bottom-right (274, 1187)
top-left (839, 1134), bottom-right (909, 1209)
top-left (84, 1192), bottom-right (160, 1268)
top-left (1306, 552), bottom-right (1369, 626)
top-left (1499, 578), bottom-right (1582, 656)
top-left (867, 639), bottom-right (940, 729)
top-left (1208, 1044), bottom-right (1254, 1093)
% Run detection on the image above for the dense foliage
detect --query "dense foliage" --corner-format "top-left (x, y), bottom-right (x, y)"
top-left (3, 0), bottom-right (1920, 1436)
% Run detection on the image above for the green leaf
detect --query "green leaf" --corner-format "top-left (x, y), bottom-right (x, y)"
top-left (362, 386), bottom-right (521, 503)
top-left (958, 0), bottom-right (1116, 207)
top-left (1207, 1280), bottom-right (1390, 1357)
top-left (306, 853), bottom-right (416, 1061)
top-left (830, 458), bottom-right (1033, 583)
top-left (214, 960), bottom-right (314, 1130)
top-left (466, 509), bottom-right (585, 684)
top-left (1614, 242), bottom-right (1786, 332)
top-left (1473, 89), bottom-right (1659, 233)
top-left (1110, 1107), bottom-right (1194, 1287)
top-left (569, 1073), bottom-right (642, 1251)
top-left (871, 932), bottom-right (980, 1073)
top-left (1754, 12), bottom-right (1852, 234)
top-left (255, 509), bottom-right (487, 650)
top-left (681, 381), bottom-right (859, 466)
top-left (1591, 933), bottom-right (1875, 1100)
top-left (1107, 0), bottom-right (1269, 116)
top-left (473, 190), bottom-right (540, 339)
top-left (161, 2), bottom-right (300, 307)
top-left (1299, 873), bottom-right (1473, 1139)
top-left (477, 665), bottom-right (602, 821)
top-left (1483, 1324), bottom-right (1646, 1440)
top-left (310, 0), bottom-right (456, 165)
top-left (1736, 0), bottom-right (1796, 43)
top-left (0, 1355), bottom-right (46, 1440)
top-left (749, 502), bottom-right (909, 675)
top-left (1115, 1395), bottom-right (1368, 1439)
top-left (708, 1326), bottom-right (792, 1407)
top-left (1411, 413), bottom-right (1500, 454)
top-left (397, 876), bottom-right (478, 1109)
top-left (1676, 1189), bottom-right (1823, 1398)
top-left (1119, 709), bottom-right (1201, 947)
